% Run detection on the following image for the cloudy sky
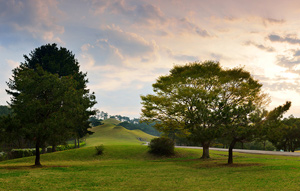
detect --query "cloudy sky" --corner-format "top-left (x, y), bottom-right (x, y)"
top-left (1, 0), bottom-right (300, 118)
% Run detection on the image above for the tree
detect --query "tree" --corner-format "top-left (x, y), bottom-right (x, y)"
top-left (0, 106), bottom-right (12, 116)
top-left (216, 68), bottom-right (269, 164)
top-left (21, 43), bottom-right (95, 144)
top-left (23, 43), bottom-right (87, 90)
top-left (141, 61), bottom-right (268, 159)
top-left (6, 44), bottom-right (96, 166)
top-left (89, 116), bottom-right (103, 127)
top-left (263, 103), bottom-right (300, 152)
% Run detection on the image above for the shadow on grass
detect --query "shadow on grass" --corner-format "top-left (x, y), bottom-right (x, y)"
top-left (154, 155), bottom-right (264, 169)
top-left (0, 165), bottom-right (70, 170)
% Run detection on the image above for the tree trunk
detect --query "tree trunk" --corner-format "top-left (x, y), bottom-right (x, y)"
top-left (52, 145), bottom-right (56, 152)
top-left (77, 138), bottom-right (80, 148)
top-left (75, 138), bottom-right (77, 148)
top-left (35, 140), bottom-right (41, 166)
top-left (291, 141), bottom-right (295, 152)
top-left (228, 139), bottom-right (237, 164)
top-left (201, 142), bottom-right (210, 159)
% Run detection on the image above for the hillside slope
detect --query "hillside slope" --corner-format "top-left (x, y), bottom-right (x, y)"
top-left (86, 119), bottom-right (157, 146)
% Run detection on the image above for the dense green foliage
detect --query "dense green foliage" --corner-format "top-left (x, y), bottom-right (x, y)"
top-left (5, 44), bottom-right (96, 166)
top-left (10, 149), bottom-right (34, 159)
top-left (148, 137), bottom-right (175, 156)
top-left (141, 61), bottom-right (270, 163)
top-left (267, 115), bottom-right (300, 152)
top-left (0, 106), bottom-right (11, 116)
top-left (88, 116), bottom-right (103, 127)
top-left (55, 142), bottom-right (86, 152)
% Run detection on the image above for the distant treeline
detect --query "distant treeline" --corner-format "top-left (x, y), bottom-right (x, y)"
top-left (118, 121), bottom-right (160, 136)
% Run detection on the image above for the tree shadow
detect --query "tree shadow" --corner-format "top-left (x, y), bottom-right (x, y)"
top-left (0, 165), bottom-right (70, 170)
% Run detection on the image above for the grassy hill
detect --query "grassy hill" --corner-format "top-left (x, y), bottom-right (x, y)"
top-left (86, 119), bottom-right (157, 146)
top-left (1, 119), bottom-right (300, 190)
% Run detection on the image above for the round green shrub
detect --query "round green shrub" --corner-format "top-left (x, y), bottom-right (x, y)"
top-left (95, 145), bottom-right (104, 155)
top-left (148, 137), bottom-right (175, 156)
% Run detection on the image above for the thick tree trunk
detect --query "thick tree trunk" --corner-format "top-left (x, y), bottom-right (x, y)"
top-left (35, 141), bottom-right (41, 166)
top-left (75, 138), bottom-right (77, 148)
top-left (77, 138), bottom-right (80, 148)
top-left (228, 139), bottom-right (237, 164)
top-left (201, 142), bottom-right (210, 159)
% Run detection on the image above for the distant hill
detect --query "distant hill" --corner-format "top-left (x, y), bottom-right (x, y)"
top-left (102, 118), bottom-right (121, 125)
top-left (86, 119), bottom-right (157, 146)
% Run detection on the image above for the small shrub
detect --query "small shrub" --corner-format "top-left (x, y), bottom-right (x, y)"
top-left (11, 149), bottom-right (34, 159)
top-left (56, 144), bottom-right (73, 151)
top-left (79, 142), bottom-right (86, 147)
top-left (0, 152), bottom-right (7, 161)
top-left (95, 145), bottom-right (104, 155)
top-left (148, 137), bottom-right (175, 156)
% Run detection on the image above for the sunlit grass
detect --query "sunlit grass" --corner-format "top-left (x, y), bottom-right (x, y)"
top-left (86, 120), bottom-right (156, 146)
top-left (2, 145), bottom-right (300, 190)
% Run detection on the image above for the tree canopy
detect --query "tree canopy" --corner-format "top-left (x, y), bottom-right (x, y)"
top-left (6, 44), bottom-right (96, 166)
top-left (141, 61), bottom-right (269, 161)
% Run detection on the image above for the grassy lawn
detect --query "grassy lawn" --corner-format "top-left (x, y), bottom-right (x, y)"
top-left (1, 145), bottom-right (300, 190)
top-left (1, 120), bottom-right (300, 190)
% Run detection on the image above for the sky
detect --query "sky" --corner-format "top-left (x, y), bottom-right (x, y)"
top-left (1, 0), bottom-right (300, 118)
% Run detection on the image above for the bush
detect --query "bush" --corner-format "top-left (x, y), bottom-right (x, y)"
top-left (148, 137), bottom-right (175, 156)
top-left (79, 141), bottom-right (86, 147)
top-left (95, 145), bottom-right (104, 155)
top-left (0, 152), bottom-right (7, 161)
top-left (56, 144), bottom-right (72, 151)
top-left (10, 149), bottom-right (34, 159)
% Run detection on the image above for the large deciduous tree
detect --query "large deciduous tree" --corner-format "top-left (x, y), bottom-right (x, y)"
top-left (141, 61), bottom-right (268, 160)
top-left (6, 44), bottom-right (96, 166)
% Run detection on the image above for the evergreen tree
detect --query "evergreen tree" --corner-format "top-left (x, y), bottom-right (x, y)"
top-left (6, 44), bottom-right (96, 166)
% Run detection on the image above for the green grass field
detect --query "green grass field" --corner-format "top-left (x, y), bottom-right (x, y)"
top-left (1, 120), bottom-right (300, 190)
top-left (86, 119), bottom-right (156, 145)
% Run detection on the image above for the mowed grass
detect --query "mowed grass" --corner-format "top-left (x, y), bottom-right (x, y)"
top-left (1, 120), bottom-right (300, 190)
